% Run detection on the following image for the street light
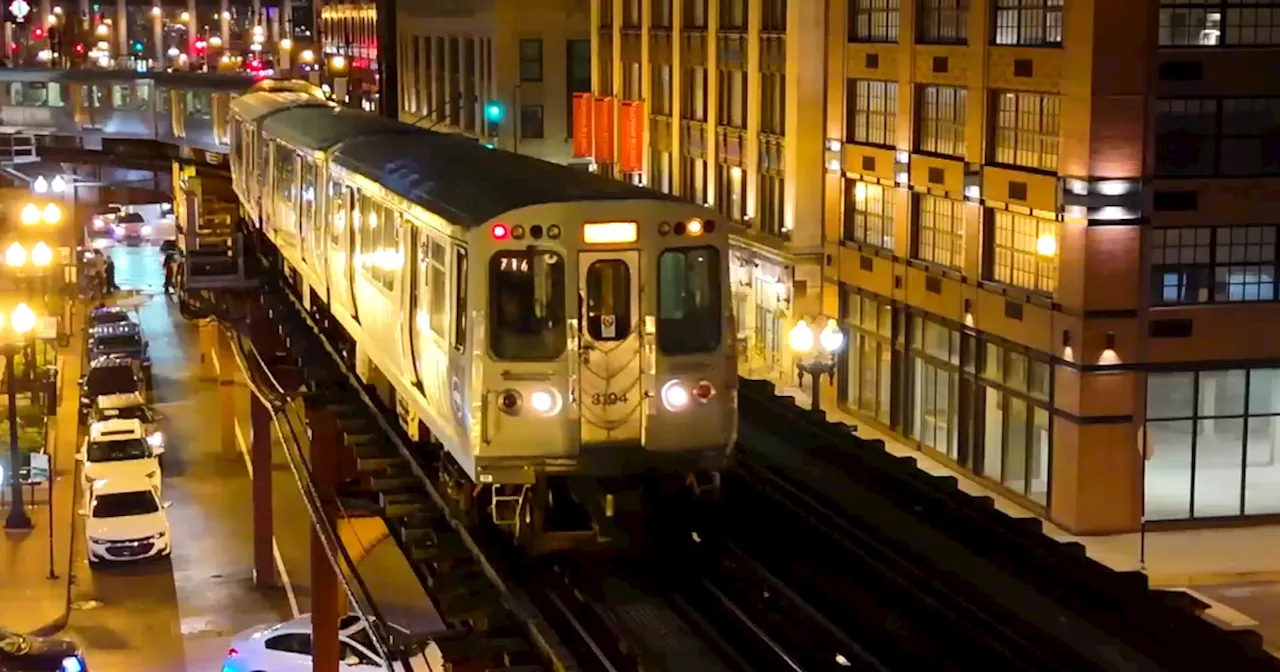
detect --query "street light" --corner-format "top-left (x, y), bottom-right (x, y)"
top-left (789, 317), bottom-right (845, 412)
top-left (179, 10), bottom-right (190, 22)
top-left (95, 23), bottom-right (109, 37)
top-left (49, 176), bottom-right (65, 193)
top-left (32, 176), bottom-right (48, 194)
top-left (150, 5), bottom-right (160, 16)
top-left (30, 242), bottom-right (51, 268)
top-left (19, 204), bottom-right (38, 226)
top-left (41, 203), bottom-right (61, 225)
top-left (3, 302), bottom-right (38, 530)
top-left (4, 243), bottom-right (26, 268)
top-left (330, 55), bottom-right (346, 70)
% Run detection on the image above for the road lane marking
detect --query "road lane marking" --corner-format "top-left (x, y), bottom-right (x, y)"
top-left (234, 422), bottom-right (301, 618)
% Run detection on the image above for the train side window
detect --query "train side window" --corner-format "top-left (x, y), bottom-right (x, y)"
top-left (453, 248), bottom-right (467, 351)
top-left (328, 177), bottom-right (347, 246)
top-left (585, 260), bottom-right (631, 342)
top-left (299, 158), bottom-right (316, 243)
top-left (429, 241), bottom-right (447, 336)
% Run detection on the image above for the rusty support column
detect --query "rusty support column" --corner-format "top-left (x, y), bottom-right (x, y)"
top-left (250, 393), bottom-right (276, 587)
top-left (308, 406), bottom-right (341, 672)
top-left (216, 328), bottom-right (236, 455)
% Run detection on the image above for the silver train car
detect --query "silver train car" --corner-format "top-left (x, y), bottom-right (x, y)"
top-left (228, 86), bottom-right (737, 550)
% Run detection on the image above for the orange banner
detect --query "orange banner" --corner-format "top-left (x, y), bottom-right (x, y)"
top-left (572, 93), bottom-right (594, 158)
top-left (619, 100), bottom-right (644, 174)
top-left (594, 96), bottom-right (616, 164)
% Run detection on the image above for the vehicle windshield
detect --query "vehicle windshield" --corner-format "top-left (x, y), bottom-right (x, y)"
top-left (657, 247), bottom-right (722, 355)
top-left (0, 630), bottom-right (29, 654)
top-left (489, 251), bottom-right (565, 360)
top-left (92, 491), bottom-right (159, 518)
top-left (87, 438), bottom-right (150, 462)
top-left (86, 366), bottom-right (139, 395)
top-left (93, 335), bottom-right (142, 350)
top-left (120, 214), bottom-right (145, 224)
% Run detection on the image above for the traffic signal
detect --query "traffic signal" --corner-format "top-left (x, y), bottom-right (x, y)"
top-left (484, 101), bottom-right (503, 136)
top-left (73, 42), bottom-right (84, 55)
top-left (132, 41), bottom-right (143, 53)
top-left (31, 26), bottom-right (42, 39)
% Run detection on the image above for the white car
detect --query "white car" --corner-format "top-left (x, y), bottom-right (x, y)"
top-left (90, 393), bottom-right (163, 448)
top-left (78, 418), bottom-right (163, 485)
top-left (223, 614), bottom-right (444, 671)
top-left (80, 473), bottom-right (171, 564)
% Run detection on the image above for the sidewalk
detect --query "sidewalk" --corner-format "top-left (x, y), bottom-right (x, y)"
top-left (0, 307), bottom-right (82, 635)
top-left (773, 383), bottom-right (1280, 649)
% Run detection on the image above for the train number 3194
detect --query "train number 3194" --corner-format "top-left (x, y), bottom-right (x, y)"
top-left (590, 393), bottom-right (628, 406)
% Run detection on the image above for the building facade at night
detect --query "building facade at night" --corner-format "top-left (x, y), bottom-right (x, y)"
top-left (587, 0), bottom-right (1280, 535)
top-left (395, 0), bottom-right (592, 165)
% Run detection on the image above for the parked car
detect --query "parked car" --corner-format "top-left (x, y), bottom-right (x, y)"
top-left (80, 355), bottom-right (147, 420)
top-left (89, 393), bottom-right (162, 448)
top-left (86, 324), bottom-right (150, 389)
top-left (78, 417), bottom-right (163, 485)
top-left (0, 628), bottom-right (86, 671)
top-left (89, 204), bottom-right (122, 238)
top-left (80, 471), bottom-right (171, 566)
top-left (87, 305), bottom-right (134, 331)
top-left (223, 614), bottom-right (443, 672)
top-left (113, 212), bottom-right (150, 245)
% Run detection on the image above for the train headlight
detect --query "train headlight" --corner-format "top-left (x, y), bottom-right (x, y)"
top-left (661, 380), bottom-right (690, 412)
top-left (529, 389), bottom-right (562, 416)
top-left (498, 389), bottom-right (522, 416)
top-left (693, 380), bottom-right (715, 402)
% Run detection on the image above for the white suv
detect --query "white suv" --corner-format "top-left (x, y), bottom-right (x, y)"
top-left (78, 418), bottom-right (163, 486)
top-left (90, 393), bottom-right (163, 448)
top-left (81, 473), bottom-right (171, 565)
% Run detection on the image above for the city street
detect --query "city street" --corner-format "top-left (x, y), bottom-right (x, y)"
top-left (60, 244), bottom-right (292, 671)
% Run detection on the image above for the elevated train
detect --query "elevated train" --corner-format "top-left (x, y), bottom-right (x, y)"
top-left (227, 83), bottom-right (737, 551)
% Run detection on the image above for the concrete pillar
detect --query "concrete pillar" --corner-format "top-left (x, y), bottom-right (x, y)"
top-left (152, 6), bottom-right (163, 67)
top-left (219, 0), bottom-right (229, 49)
top-left (307, 406), bottom-right (341, 672)
top-left (283, 0), bottom-right (292, 40)
top-left (217, 333), bottom-right (236, 455)
top-left (115, 0), bottom-right (126, 59)
top-left (186, 0), bottom-right (197, 57)
top-left (269, 7), bottom-right (279, 45)
top-left (250, 394), bottom-right (276, 586)
top-left (252, 0), bottom-right (261, 34)
top-left (199, 321), bottom-right (218, 378)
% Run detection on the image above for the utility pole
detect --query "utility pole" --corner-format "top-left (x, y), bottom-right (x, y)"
top-left (375, 0), bottom-right (397, 119)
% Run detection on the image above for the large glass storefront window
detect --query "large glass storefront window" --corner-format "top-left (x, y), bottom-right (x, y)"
top-left (840, 291), bottom-right (896, 426)
top-left (908, 315), bottom-right (962, 460)
top-left (1146, 368), bottom-right (1280, 521)
top-left (978, 341), bottom-right (1052, 505)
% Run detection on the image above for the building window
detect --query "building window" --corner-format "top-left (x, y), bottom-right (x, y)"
top-left (567, 40), bottom-right (592, 137)
top-left (915, 194), bottom-right (965, 270)
top-left (1153, 226), bottom-right (1278, 305)
top-left (520, 105), bottom-right (544, 139)
top-left (844, 180), bottom-right (896, 250)
top-left (717, 68), bottom-right (746, 129)
top-left (681, 155), bottom-right (708, 204)
top-left (919, 0), bottom-right (968, 44)
top-left (1146, 368), bottom-right (1280, 521)
top-left (760, 72), bottom-right (785, 135)
top-left (762, 0), bottom-right (787, 32)
top-left (1159, 0), bottom-right (1280, 47)
top-left (978, 340), bottom-right (1052, 506)
top-left (908, 314), bottom-right (962, 460)
top-left (846, 79), bottom-right (897, 147)
top-left (849, 0), bottom-right (900, 42)
top-left (650, 147), bottom-right (672, 193)
top-left (1156, 98), bottom-right (1280, 177)
top-left (720, 0), bottom-right (746, 30)
top-left (682, 66), bottom-right (708, 122)
top-left (716, 163), bottom-right (745, 221)
top-left (652, 0), bottom-right (673, 28)
top-left (684, 0), bottom-right (707, 28)
top-left (519, 39), bottom-right (543, 82)
top-left (989, 210), bottom-right (1059, 294)
top-left (757, 171), bottom-right (785, 238)
top-left (917, 85), bottom-right (966, 157)
top-left (993, 0), bottom-right (1064, 46)
top-left (622, 0), bottom-right (641, 27)
top-left (992, 91), bottom-right (1061, 172)
top-left (653, 63), bottom-right (673, 115)
top-left (841, 290), bottom-right (896, 427)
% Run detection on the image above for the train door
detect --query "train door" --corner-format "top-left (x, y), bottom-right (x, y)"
top-left (578, 251), bottom-right (642, 446)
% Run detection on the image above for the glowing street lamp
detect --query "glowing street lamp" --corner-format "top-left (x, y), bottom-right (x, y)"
top-left (280, 38), bottom-right (292, 50)
top-left (790, 316), bottom-right (845, 412)
top-left (19, 203), bottom-right (39, 225)
top-left (330, 55), bottom-right (346, 70)
top-left (95, 22), bottom-right (108, 37)
top-left (3, 302), bottom-right (40, 530)
top-left (179, 10), bottom-right (190, 22)
top-left (31, 176), bottom-right (47, 194)
top-left (4, 242), bottom-right (26, 267)
top-left (50, 175), bottom-right (65, 193)
top-left (300, 49), bottom-right (315, 63)
top-left (150, 5), bottom-right (160, 16)
top-left (30, 242), bottom-right (51, 268)
top-left (41, 203), bottom-right (60, 224)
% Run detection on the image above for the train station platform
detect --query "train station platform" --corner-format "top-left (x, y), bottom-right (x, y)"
top-left (774, 382), bottom-right (1280, 653)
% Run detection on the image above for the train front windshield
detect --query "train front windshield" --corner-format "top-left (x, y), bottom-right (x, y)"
top-left (657, 247), bottom-right (722, 354)
top-left (489, 251), bottom-right (566, 360)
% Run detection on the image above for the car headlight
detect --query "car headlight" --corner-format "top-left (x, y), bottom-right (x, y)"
top-left (141, 225), bottom-right (153, 235)
top-left (88, 536), bottom-right (108, 544)
top-left (661, 380), bottom-right (690, 412)
top-left (147, 431), bottom-right (164, 447)
top-left (61, 655), bottom-right (84, 672)
top-left (528, 389), bottom-right (562, 416)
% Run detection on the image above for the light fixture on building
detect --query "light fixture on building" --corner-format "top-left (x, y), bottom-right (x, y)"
top-left (167, 46), bottom-right (179, 57)
top-left (1035, 232), bottom-right (1057, 257)
top-left (280, 38), bottom-right (292, 50)
top-left (209, 35), bottom-right (222, 47)
top-left (826, 139), bottom-right (841, 152)
top-left (854, 181), bottom-right (867, 201)
top-left (180, 10), bottom-right (190, 21)
top-left (150, 5), bottom-right (160, 16)
top-left (964, 184), bottom-right (981, 201)
top-left (221, 10), bottom-right (230, 19)
top-left (1099, 331), bottom-right (1120, 365)
top-left (895, 150), bottom-right (910, 164)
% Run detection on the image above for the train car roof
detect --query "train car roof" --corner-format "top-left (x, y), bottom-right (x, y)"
top-left (331, 130), bottom-right (674, 226)
top-left (229, 90), bottom-right (333, 123)
top-left (260, 105), bottom-right (412, 152)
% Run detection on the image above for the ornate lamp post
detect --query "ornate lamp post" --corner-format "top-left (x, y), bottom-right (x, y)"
top-left (3, 303), bottom-right (39, 530)
top-left (789, 317), bottom-right (845, 412)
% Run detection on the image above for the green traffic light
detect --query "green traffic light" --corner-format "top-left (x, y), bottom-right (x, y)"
top-left (133, 41), bottom-right (143, 52)
top-left (484, 102), bottom-right (502, 122)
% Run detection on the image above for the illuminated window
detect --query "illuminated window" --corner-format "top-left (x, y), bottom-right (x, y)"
top-left (849, 0), bottom-right (900, 42)
top-left (1152, 225), bottom-right (1278, 305)
top-left (991, 91), bottom-right (1060, 172)
top-left (917, 85), bottom-right (966, 158)
top-left (993, 0), bottom-right (1063, 46)
top-left (846, 79), bottom-right (897, 147)
top-left (915, 194), bottom-right (965, 270)
top-left (919, 0), bottom-right (968, 44)
top-left (989, 210), bottom-right (1058, 294)
top-left (1159, 0), bottom-right (1280, 47)
top-left (682, 65), bottom-right (708, 122)
top-left (844, 180), bottom-right (896, 250)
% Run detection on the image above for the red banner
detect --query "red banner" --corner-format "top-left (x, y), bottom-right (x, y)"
top-left (619, 100), bottom-right (644, 174)
top-left (572, 93), bottom-right (594, 158)
top-left (594, 96), bottom-right (616, 164)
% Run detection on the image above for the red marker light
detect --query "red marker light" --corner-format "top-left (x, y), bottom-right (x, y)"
top-left (32, 27), bottom-right (43, 39)
top-left (73, 42), bottom-right (84, 54)
top-left (491, 223), bottom-right (509, 240)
